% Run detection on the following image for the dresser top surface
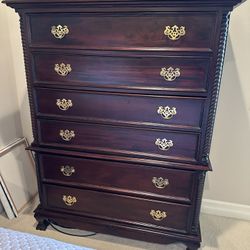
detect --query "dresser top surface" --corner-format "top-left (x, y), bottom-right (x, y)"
top-left (3, 0), bottom-right (244, 7)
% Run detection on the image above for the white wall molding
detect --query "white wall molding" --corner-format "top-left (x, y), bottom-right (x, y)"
top-left (202, 199), bottom-right (250, 221)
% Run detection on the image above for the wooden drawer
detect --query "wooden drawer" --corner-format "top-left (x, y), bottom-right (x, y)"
top-left (39, 153), bottom-right (197, 203)
top-left (35, 88), bottom-right (206, 130)
top-left (44, 184), bottom-right (192, 233)
top-left (33, 52), bottom-right (210, 93)
top-left (28, 13), bottom-right (217, 50)
top-left (37, 119), bottom-right (199, 163)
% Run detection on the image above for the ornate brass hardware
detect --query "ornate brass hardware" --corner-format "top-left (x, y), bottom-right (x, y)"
top-left (63, 195), bottom-right (77, 206)
top-left (152, 177), bottom-right (169, 189)
top-left (59, 129), bottom-right (75, 141)
top-left (157, 106), bottom-right (177, 120)
top-left (150, 209), bottom-right (167, 221)
top-left (60, 165), bottom-right (75, 177)
top-left (54, 63), bottom-right (72, 76)
top-left (51, 25), bottom-right (69, 39)
top-left (160, 67), bottom-right (181, 82)
top-left (164, 25), bottom-right (186, 41)
top-left (155, 138), bottom-right (173, 151)
top-left (56, 99), bottom-right (73, 111)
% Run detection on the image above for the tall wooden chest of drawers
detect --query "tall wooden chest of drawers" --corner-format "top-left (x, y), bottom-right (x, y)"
top-left (4, 0), bottom-right (243, 249)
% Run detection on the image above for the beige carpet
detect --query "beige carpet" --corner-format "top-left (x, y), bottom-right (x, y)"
top-left (0, 200), bottom-right (249, 250)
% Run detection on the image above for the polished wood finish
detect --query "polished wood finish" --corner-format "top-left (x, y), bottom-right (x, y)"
top-left (30, 146), bottom-right (212, 171)
top-left (35, 88), bottom-right (206, 130)
top-left (39, 153), bottom-right (197, 203)
top-left (37, 119), bottom-right (199, 163)
top-left (4, 0), bottom-right (243, 249)
top-left (34, 204), bottom-right (201, 248)
top-left (44, 184), bottom-right (191, 232)
top-left (28, 13), bottom-right (217, 50)
top-left (32, 52), bottom-right (210, 93)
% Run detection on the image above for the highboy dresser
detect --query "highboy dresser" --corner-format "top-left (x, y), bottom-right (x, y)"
top-left (4, 0), bottom-right (243, 249)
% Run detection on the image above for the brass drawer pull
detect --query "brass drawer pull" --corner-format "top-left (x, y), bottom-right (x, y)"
top-left (56, 99), bottom-right (73, 111)
top-left (51, 25), bottom-right (69, 39)
top-left (164, 25), bottom-right (186, 41)
top-left (155, 138), bottom-right (173, 151)
top-left (160, 67), bottom-right (181, 82)
top-left (60, 129), bottom-right (75, 141)
top-left (60, 165), bottom-right (75, 177)
top-left (150, 209), bottom-right (167, 221)
top-left (152, 177), bottom-right (169, 189)
top-left (157, 106), bottom-right (177, 120)
top-left (54, 63), bottom-right (72, 76)
top-left (63, 195), bottom-right (77, 206)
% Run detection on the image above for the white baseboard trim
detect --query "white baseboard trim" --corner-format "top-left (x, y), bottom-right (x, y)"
top-left (201, 199), bottom-right (250, 221)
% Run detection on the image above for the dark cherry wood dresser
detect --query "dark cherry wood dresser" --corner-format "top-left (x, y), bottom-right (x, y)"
top-left (4, 0), bottom-right (243, 249)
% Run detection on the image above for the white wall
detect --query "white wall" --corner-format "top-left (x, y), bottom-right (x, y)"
top-left (5, 7), bottom-right (33, 144)
top-left (0, 3), bottom-right (24, 213)
top-left (204, 1), bottom-right (250, 206)
top-left (0, 7), bottom-right (23, 147)
top-left (1, 1), bottom-right (249, 211)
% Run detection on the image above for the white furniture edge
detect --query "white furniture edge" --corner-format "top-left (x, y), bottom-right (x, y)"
top-left (202, 198), bottom-right (250, 221)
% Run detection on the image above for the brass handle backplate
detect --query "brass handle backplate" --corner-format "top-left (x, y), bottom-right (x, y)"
top-left (164, 25), bottom-right (186, 41)
top-left (152, 177), bottom-right (169, 189)
top-left (60, 165), bottom-right (75, 177)
top-left (155, 138), bottom-right (173, 151)
top-left (54, 63), bottom-right (72, 76)
top-left (63, 195), bottom-right (77, 206)
top-left (160, 67), bottom-right (181, 82)
top-left (150, 209), bottom-right (167, 221)
top-left (60, 129), bottom-right (75, 141)
top-left (51, 25), bottom-right (69, 39)
top-left (157, 106), bottom-right (177, 120)
top-left (56, 99), bottom-right (73, 111)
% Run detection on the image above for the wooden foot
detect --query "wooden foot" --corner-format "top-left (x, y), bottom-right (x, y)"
top-left (36, 219), bottom-right (49, 231)
top-left (186, 242), bottom-right (201, 250)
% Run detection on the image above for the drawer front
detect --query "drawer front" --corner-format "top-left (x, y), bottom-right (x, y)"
top-left (44, 184), bottom-right (191, 232)
top-left (39, 153), bottom-right (196, 202)
top-left (29, 13), bottom-right (217, 50)
top-left (35, 88), bottom-right (205, 130)
top-left (33, 53), bottom-right (210, 93)
top-left (37, 120), bottom-right (199, 163)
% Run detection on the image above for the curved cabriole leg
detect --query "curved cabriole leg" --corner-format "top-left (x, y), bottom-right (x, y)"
top-left (186, 242), bottom-right (201, 250)
top-left (36, 218), bottom-right (49, 231)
